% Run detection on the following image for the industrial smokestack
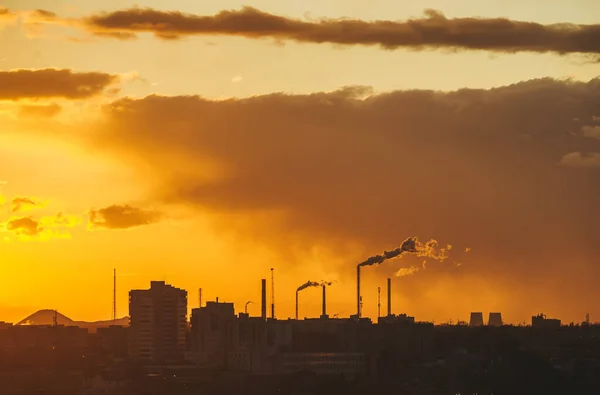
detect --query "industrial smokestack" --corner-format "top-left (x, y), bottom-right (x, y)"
top-left (357, 265), bottom-right (361, 318)
top-left (261, 279), bottom-right (267, 320)
top-left (387, 278), bottom-right (391, 317)
top-left (270, 268), bottom-right (275, 319)
top-left (355, 237), bottom-right (451, 319)
top-left (321, 284), bottom-right (327, 318)
top-left (295, 280), bottom-right (321, 320)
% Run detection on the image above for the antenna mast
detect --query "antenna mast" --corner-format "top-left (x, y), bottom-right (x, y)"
top-left (270, 268), bottom-right (275, 319)
top-left (199, 288), bottom-right (202, 308)
top-left (113, 268), bottom-right (116, 324)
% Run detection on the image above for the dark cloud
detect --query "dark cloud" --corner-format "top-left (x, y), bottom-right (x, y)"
top-left (30, 9), bottom-right (57, 19)
top-left (88, 204), bottom-right (162, 230)
top-left (94, 77), bottom-right (600, 320)
top-left (11, 197), bottom-right (40, 212)
top-left (18, 103), bottom-right (62, 118)
top-left (0, 69), bottom-right (118, 101)
top-left (38, 6), bottom-right (600, 56)
top-left (6, 217), bottom-right (42, 236)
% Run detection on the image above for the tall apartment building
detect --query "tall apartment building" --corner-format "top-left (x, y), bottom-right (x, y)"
top-left (129, 281), bottom-right (187, 364)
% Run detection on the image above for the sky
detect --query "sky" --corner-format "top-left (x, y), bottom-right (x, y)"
top-left (0, 0), bottom-right (599, 325)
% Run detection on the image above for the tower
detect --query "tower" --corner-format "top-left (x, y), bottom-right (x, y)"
top-left (488, 312), bottom-right (503, 327)
top-left (270, 268), bottom-right (275, 319)
top-left (469, 312), bottom-right (484, 327)
top-left (113, 268), bottom-right (117, 324)
top-left (387, 278), bottom-right (391, 317)
top-left (261, 279), bottom-right (267, 320)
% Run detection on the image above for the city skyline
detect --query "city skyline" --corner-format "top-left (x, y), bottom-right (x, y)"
top-left (2, 0), bottom-right (600, 325)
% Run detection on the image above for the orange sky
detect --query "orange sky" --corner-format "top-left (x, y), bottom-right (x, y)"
top-left (1, 0), bottom-right (599, 325)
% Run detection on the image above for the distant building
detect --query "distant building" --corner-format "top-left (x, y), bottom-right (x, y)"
top-left (189, 300), bottom-right (237, 368)
top-left (0, 325), bottom-right (88, 367)
top-left (129, 281), bottom-right (187, 364)
top-left (488, 312), bottom-right (503, 327)
top-left (470, 312), bottom-right (484, 327)
top-left (532, 313), bottom-right (561, 328)
top-left (97, 325), bottom-right (129, 360)
top-left (189, 300), bottom-right (293, 374)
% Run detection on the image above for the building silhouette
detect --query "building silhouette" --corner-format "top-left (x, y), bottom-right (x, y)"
top-left (469, 312), bottom-right (484, 327)
top-left (129, 281), bottom-right (187, 363)
top-left (532, 313), bottom-right (561, 328)
top-left (488, 312), bottom-right (503, 327)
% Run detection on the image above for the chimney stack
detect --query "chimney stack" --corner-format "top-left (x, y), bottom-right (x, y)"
top-left (387, 278), bottom-right (392, 317)
top-left (356, 266), bottom-right (361, 318)
top-left (321, 284), bottom-right (327, 319)
top-left (261, 279), bottom-right (267, 320)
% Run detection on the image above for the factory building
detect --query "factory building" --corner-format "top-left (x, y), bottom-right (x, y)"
top-left (129, 281), bottom-right (188, 364)
top-left (532, 313), bottom-right (561, 328)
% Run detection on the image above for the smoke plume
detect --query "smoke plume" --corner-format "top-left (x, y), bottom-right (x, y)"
top-left (358, 254), bottom-right (386, 267)
top-left (24, 6), bottom-right (600, 56)
top-left (296, 280), bottom-right (320, 292)
top-left (359, 237), bottom-right (449, 268)
top-left (395, 266), bottom-right (421, 278)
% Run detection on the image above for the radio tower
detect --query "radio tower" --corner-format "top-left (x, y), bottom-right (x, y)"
top-left (112, 269), bottom-right (116, 325)
top-left (270, 268), bottom-right (275, 319)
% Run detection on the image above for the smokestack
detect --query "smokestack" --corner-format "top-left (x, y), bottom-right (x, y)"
top-left (113, 269), bottom-right (116, 325)
top-left (321, 284), bottom-right (327, 318)
top-left (261, 279), bottom-right (267, 320)
top-left (387, 278), bottom-right (391, 317)
top-left (357, 266), bottom-right (361, 318)
top-left (198, 288), bottom-right (202, 308)
top-left (270, 268), bottom-right (275, 319)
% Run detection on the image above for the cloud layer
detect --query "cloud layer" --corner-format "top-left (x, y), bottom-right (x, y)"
top-left (24, 7), bottom-right (600, 55)
top-left (90, 77), bottom-right (600, 316)
top-left (89, 204), bottom-right (162, 229)
top-left (11, 197), bottom-right (41, 212)
top-left (0, 69), bottom-right (118, 101)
